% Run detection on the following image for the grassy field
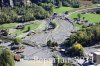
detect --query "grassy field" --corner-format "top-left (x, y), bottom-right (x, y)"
top-left (14, 22), bottom-right (41, 36)
top-left (53, 6), bottom-right (74, 13)
top-left (70, 12), bottom-right (80, 18)
top-left (0, 23), bottom-right (17, 29)
top-left (70, 13), bottom-right (100, 23)
top-left (13, 21), bottom-right (46, 37)
top-left (0, 21), bottom-right (46, 39)
top-left (74, 24), bottom-right (83, 29)
top-left (23, 22), bottom-right (41, 32)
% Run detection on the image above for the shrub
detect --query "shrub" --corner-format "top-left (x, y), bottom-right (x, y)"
top-left (14, 37), bottom-right (22, 44)
top-left (0, 49), bottom-right (14, 66)
top-left (68, 42), bottom-right (84, 56)
top-left (47, 40), bottom-right (58, 47)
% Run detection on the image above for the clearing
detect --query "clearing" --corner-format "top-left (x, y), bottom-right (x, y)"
top-left (0, 23), bottom-right (17, 29)
top-left (53, 6), bottom-right (74, 14)
top-left (10, 21), bottom-right (46, 36)
top-left (70, 13), bottom-right (100, 23)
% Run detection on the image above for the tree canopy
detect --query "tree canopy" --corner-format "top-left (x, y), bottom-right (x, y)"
top-left (65, 25), bottom-right (100, 47)
top-left (0, 49), bottom-right (14, 66)
top-left (0, 4), bottom-right (49, 24)
top-left (67, 42), bottom-right (84, 56)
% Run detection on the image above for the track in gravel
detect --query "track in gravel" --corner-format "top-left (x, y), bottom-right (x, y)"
top-left (47, 17), bottom-right (74, 44)
top-left (24, 15), bottom-right (74, 46)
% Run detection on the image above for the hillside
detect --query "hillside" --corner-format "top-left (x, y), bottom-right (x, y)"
top-left (0, 0), bottom-right (80, 7)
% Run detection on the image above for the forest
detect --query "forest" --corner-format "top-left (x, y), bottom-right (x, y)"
top-left (0, 0), bottom-right (80, 24)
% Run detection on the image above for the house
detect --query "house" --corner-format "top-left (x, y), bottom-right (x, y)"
top-left (93, 51), bottom-right (100, 65)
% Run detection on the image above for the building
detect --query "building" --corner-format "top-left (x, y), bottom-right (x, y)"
top-left (93, 51), bottom-right (100, 65)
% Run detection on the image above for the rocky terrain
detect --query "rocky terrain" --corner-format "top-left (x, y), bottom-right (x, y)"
top-left (23, 15), bottom-right (74, 46)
